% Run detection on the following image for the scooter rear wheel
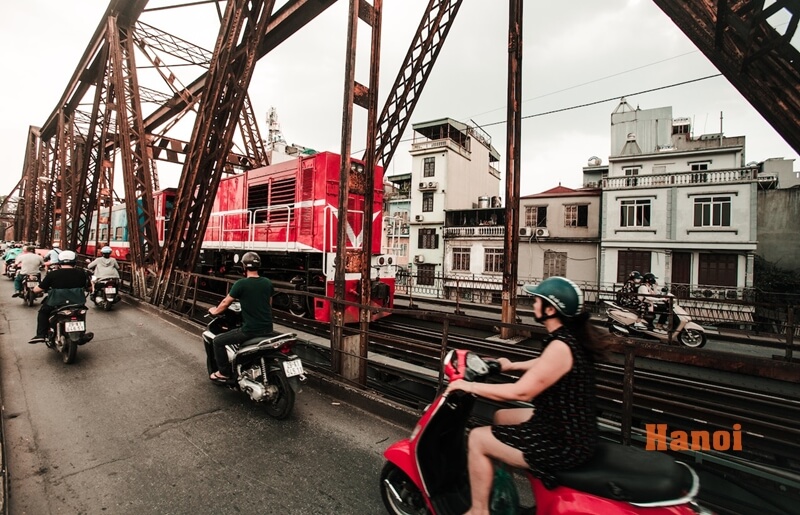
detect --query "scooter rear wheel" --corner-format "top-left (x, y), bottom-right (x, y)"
top-left (263, 369), bottom-right (295, 420)
top-left (380, 462), bottom-right (430, 515)
top-left (60, 334), bottom-right (78, 364)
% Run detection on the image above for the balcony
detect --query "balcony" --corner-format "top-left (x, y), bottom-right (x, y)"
top-left (603, 167), bottom-right (760, 190)
top-left (410, 138), bottom-right (470, 159)
top-left (443, 225), bottom-right (505, 238)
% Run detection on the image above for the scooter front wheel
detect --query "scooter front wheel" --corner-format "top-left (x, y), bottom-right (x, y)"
top-left (380, 462), bottom-right (430, 515)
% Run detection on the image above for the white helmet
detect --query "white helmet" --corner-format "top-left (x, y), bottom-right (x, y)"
top-left (59, 250), bottom-right (77, 265)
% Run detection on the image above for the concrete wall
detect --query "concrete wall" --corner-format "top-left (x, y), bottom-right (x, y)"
top-left (757, 189), bottom-right (800, 270)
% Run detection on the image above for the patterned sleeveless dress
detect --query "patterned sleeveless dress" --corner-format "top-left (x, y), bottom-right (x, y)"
top-left (491, 326), bottom-right (598, 487)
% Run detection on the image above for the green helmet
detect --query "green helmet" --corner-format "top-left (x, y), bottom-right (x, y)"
top-left (522, 277), bottom-right (584, 318)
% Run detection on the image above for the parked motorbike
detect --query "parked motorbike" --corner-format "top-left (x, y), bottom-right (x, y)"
top-left (202, 303), bottom-right (305, 420)
top-left (92, 277), bottom-right (121, 310)
top-left (381, 349), bottom-right (708, 515)
top-left (20, 272), bottom-right (43, 307)
top-left (605, 297), bottom-right (706, 348)
top-left (45, 303), bottom-right (93, 364)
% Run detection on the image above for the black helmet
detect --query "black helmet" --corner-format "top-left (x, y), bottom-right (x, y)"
top-left (629, 271), bottom-right (642, 280)
top-left (241, 252), bottom-right (261, 270)
top-left (643, 272), bottom-right (657, 284)
top-left (522, 277), bottom-right (584, 318)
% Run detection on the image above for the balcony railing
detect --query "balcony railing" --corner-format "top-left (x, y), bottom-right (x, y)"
top-left (410, 138), bottom-right (470, 159)
top-left (443, 226), bottom-right (505, 238)
top-left (603, 167), bottom-right (759, 189)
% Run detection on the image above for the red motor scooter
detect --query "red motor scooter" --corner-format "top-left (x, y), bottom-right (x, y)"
top-left (380, 349), bottom-right (710, 515)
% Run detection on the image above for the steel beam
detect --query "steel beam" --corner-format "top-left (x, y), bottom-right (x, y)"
top-left (652, 0), bottom-right (800, 155)
top-left (153, 0), bottom-right (277, 304)
top-left (371, 0), bottom-right (464, 170)
top-left (107, 15), bottom-right (161, 296)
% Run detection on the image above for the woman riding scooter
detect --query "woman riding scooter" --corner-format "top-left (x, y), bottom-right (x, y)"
top-left (445, 277), bottom-right (612, 515)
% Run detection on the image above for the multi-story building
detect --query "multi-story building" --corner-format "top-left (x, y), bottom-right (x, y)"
top-left (518, 185), bottom-right (602, 289)
top-left (383, 173), bottom-right (411, 267)
top-left (600, 100), bottom-right (762, 299)
top-left (387, 118), bottom-right (501, 292)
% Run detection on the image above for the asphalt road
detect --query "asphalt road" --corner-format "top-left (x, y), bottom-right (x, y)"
top-left (0, 280), bottom-right (409, 514)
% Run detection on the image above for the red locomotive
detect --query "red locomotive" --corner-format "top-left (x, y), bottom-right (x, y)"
top-left (83, 152), bottom-right (396, 323)
top-left (200, 151), bottom-right (395, 322)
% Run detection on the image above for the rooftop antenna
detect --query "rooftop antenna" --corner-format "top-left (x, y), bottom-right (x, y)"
top-left (266, 107), bottom-right (286, 150)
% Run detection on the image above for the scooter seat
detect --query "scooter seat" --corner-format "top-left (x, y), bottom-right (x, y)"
top-left (553, 443), bottom-right (692, 504)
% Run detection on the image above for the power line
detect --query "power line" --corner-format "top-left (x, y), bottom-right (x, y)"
top-left (479, 73), bottom-right (724, 128)
top-left (368, 72), bottom-right (724, 157)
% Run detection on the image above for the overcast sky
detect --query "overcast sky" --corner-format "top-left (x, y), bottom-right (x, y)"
top-left (1, 0), bottom-right (798, 201)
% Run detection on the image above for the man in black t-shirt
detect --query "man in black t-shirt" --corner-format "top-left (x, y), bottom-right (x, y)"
top-left (30, 250), bottom-right (91, 344)
top-left (207, 252), bottom-right (275, 381)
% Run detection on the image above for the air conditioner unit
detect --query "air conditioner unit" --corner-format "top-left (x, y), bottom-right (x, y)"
top-left (418, 181), bottom-right (438, 190)
top-left (415, 214), bottom-right (424, 222)
top-left (428, 181), bottom-right (438, 189)
top-left (419, 182), bottom-right (426, 189)
top-left (414, 255), bottom-right (425, 264)
top-left (535, 228), bottom-right (549, 237)
top-left (519, 227), bottom-right (533, 237)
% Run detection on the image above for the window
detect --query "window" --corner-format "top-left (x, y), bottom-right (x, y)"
top-left (620, 199), bottom-right (651, 227)
top-left (484, 248), bottom-right (504, 273)
top-left (524, 206), bottom-right (547, 227)
top-left (693, 197), bottom-right (731, 227)
top-left (690, 161), bottom-right (710, 171)
top-left (564, 204), bottom-right (588, 227)
top-left (422, 192), bottom-right (434, 212)
top-left (90, 230), bottom-right (96, 241)
top-left (452, 247), bottom-right (471, 271)
top-left (617, 250), bottom-right (651, 283)
top-left (114, 227), bottom-right (124, 240)
top-left (397, 243), bottom-right (408, 257)
top-left (543, 251), bottom-right (567, 278)
top-left (624, 167), bottom-right (640, 187)
top-left (698, 253), bottom-right (737, 286)
top-left (417, 264), bottom-right (436, 286)
top-left (418, 228), bottom-right (438, 249)
top-left (99, 228), bottom-right (108, 241)
top-left (423, 157), bottom-right (435, 178)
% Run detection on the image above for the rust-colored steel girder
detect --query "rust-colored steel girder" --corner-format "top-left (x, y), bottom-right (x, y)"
top-left (501, 0), bottom-right (523, 340)
top-left (652, 0), bottom-right (800, 155)
top-left (371, 0), bottom-right (464, 170)
top-left (132, 21), bottom-right (268, 168)
top-left (107, 14), bottom-right (162, 296)
top-left (19, 127), bottom-right (41, 243)
top-left (331, 0), bottom-right (383, 384)
top-left (141, 0), bottom-right (337, 134)
top-left (153, 0), bottom-right (277, 303)
top-left (71, 46), bottom-right (113, 253)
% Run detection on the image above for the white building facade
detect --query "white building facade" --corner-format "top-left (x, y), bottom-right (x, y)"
top-left (600, 100), bottom-right (759, 298)
top-left (402, 118), bottom-right (501, 290)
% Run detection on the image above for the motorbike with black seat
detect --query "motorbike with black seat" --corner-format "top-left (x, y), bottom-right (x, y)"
top-left (92, 277), bottom-right (121, 310)
top-left (202, 302), bottom-right (305, 420)
top-left (45, 303), bottom-right (92, 364)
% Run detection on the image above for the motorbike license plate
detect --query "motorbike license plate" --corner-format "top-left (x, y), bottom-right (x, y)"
top-left (283, 359), bottom-right (304, 377)
top-left (105, 287), bottom-right (117, 294)
top-left (65, 321), bottom-right (85, 332)
top-left (27, 281), bottom-right (38, 287)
